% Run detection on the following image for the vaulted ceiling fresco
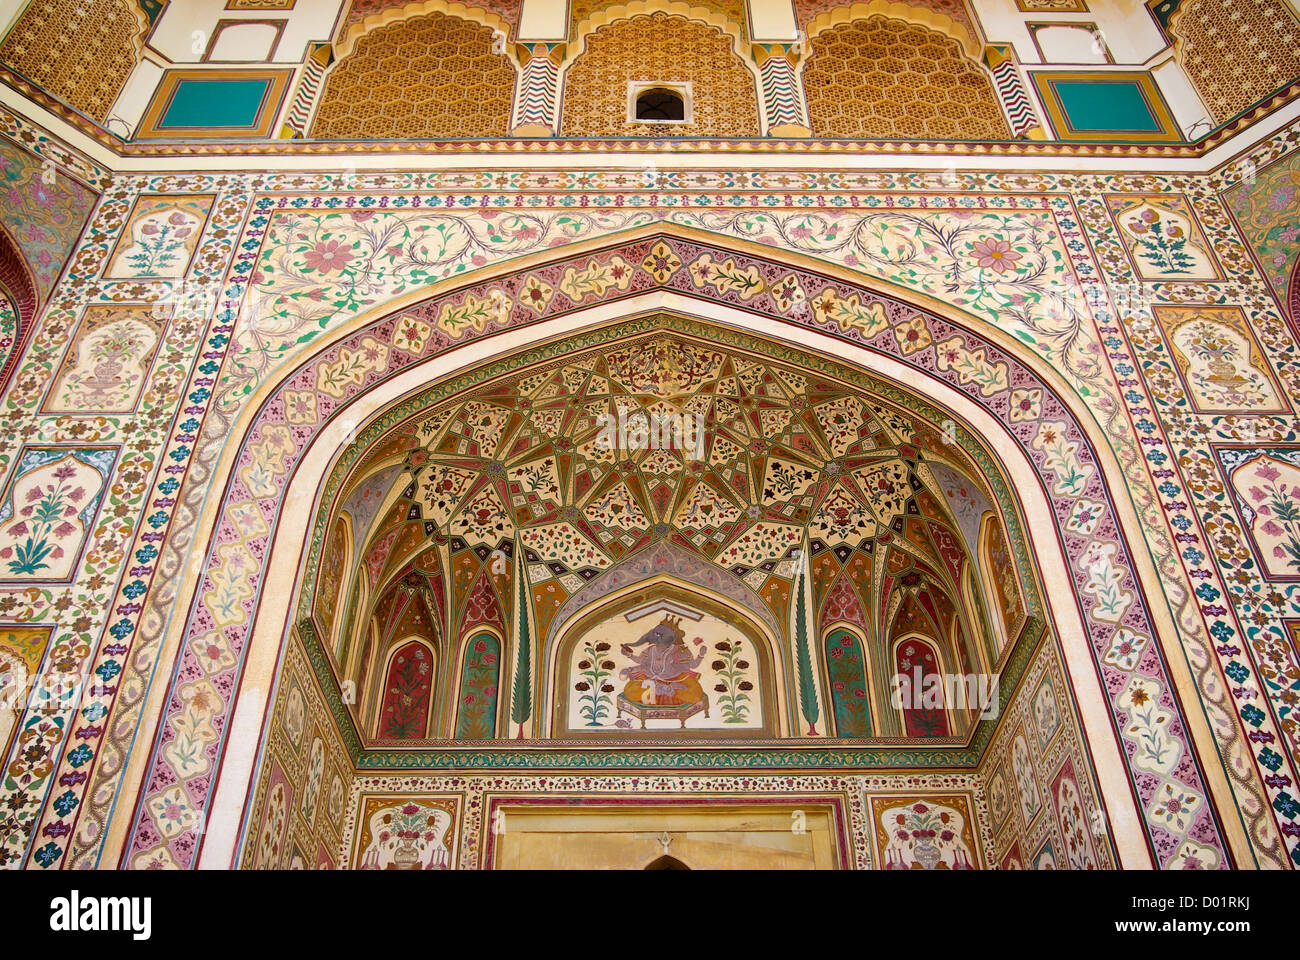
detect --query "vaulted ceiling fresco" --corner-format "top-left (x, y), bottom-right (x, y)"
top-left (308, 324), bottom-right (1033, 744)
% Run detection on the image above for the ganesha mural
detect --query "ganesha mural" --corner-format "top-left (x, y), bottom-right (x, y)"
top-left (556, 596), bottom-right (774, 736)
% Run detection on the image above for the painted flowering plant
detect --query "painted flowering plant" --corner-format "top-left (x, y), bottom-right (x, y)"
top-left (1, 464), bottom-right (84, 576)
top-left (574, 638), bottom-right (615, 725)
top-left (455, 636), bottom-right (499, 738)
top-left (1248, 462), bottom-right (1300, 573)
top-left (1125, 207), bottom-right (1195, 275)
top-left (124, 211), bottom-right (195, 275)
top-left (710, 638), bottom-right (752, 723)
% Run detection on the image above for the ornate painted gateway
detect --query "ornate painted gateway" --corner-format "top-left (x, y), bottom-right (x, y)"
top-left (126, 229), bottom-right (1238, 872)
top-left (0, 0), bottom-right (1298, 873)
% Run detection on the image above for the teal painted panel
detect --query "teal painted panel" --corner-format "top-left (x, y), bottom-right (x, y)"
top-left (1052, 80), bottom-right (1160, 133)
top-left (825, 629), bottom-right (871, 737)
top-left (158, 78), bottom-right (271, 130)
top-left (455, 632), bottom-right (500, 739)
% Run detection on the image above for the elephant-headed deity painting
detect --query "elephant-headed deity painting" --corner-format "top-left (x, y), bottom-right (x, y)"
top-left (555, 590), bottom-right (778, 737)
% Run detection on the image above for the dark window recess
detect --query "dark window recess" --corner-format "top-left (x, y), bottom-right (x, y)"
top-left (644, 854), bottom-right (690, 870)
top-left (635, 88), bottom-right (685, 121)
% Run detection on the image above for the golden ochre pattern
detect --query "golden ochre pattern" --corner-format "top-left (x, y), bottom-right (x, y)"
top-left (1170, 0), bottom-right (1300, 125)
top-left (571, 0), bottom-right (748, 36)
top-left (0, 0), bottom-right (141, 123)
top-left (561, 13), bottom-right (760, 138)
top-left (802, 17), bottom-right (1010, 141)
top-left (310, 12), bottom-right (515, 140)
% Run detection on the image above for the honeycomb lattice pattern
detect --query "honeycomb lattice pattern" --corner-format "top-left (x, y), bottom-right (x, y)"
top-left (1174, 0), bottom-right (1300, 124)
top-left (802, 17), bottom-right (1011, 141)
top-left (0, 0), bottom-right (140, 122)
top-left (311, 13), bottom-right (515, 139)
top-left (561, 13), bottom-right (759, 137)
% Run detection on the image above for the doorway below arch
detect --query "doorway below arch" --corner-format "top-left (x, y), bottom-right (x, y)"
top-left (484, 799), bottom-right (845, 869)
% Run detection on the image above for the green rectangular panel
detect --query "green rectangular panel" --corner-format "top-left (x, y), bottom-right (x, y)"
top-left (157, 78), bottom-right (271, 130)
top-left (1050, 80), bottom-right (1160, 133)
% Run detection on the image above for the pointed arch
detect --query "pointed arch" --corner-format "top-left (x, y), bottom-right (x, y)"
top-left (800, 13), bottom-right (1009, 140)
top-left (360, 573), bottom-right (443, 735)
top-left (891, 632), bottom-right (949, 737)
top-left (375, 636), bottom-right (437, 739)
top-left (559, 8), bottom-right (761, 137)
top-left (977, 512), bottom-right (1025, 659)
top-left (801, 2), bottom-right (978, 56)
top-left (313, 7), bottom-right (517, 139)
top-left (823, 624), bottom-right (872, 737)
top-left (334, 0), bottom-right (518, 59)
top-left (119, 227), bottom-right (1241, 872)
top-left (453, 628), bottom-right (503, 738)
top-left (315, 515), bottom-right (353, 658)
top-left (546, 576), bottom-right (785, 738)
top-left (0, 225), bottom-right (38, 393)
top-left (567, 1), bottom-right (749, 58)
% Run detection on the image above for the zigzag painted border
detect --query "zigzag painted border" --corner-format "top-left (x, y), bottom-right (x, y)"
top-left (513, 57), bottom-right (560, 130)
top-left (991, 60), bottom-right (1037, 137)
top-left (759, 58), bottom-right (808, 129)
top-left (286, 57), bottom-right (329, 136)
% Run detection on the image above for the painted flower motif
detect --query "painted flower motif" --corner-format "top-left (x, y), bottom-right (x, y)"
top-left (303, 239), bottom-right (355, 274)
top-left (29, 181), bottom-right (55, 210)
top-left (1150, 781), bottom-right (1201, 832)
top-left (893, 314), bottom-right (931, 354)
top-left (519, 275), bottom-right (553, 311)
top-left (970, 238), bottom-right (1022, 274)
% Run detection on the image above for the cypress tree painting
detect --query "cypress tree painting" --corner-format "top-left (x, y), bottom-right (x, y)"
top-left (510, 540), bottom-right (532, 739)
top-left (793, 554), bottom-right (820, 736)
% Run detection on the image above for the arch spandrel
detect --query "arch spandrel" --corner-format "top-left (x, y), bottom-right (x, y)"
top-left (128, 232), bottom-right (1233, 872)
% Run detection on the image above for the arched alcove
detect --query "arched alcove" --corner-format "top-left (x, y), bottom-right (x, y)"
top-left (546, 579), bottom-right (784, 738)
top-left (121, 230), bottom-right (1234, 872)
top-left (293, 321), bottom-right (1032, 750)
top-left (311, 11), bottom-right (516, 139)
top-left (560, 12), bottom-right (760, 137)
top-left (801, 15), bottom-right (1010, 140)
top-left (0, 226), bottom-right (38, 394)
